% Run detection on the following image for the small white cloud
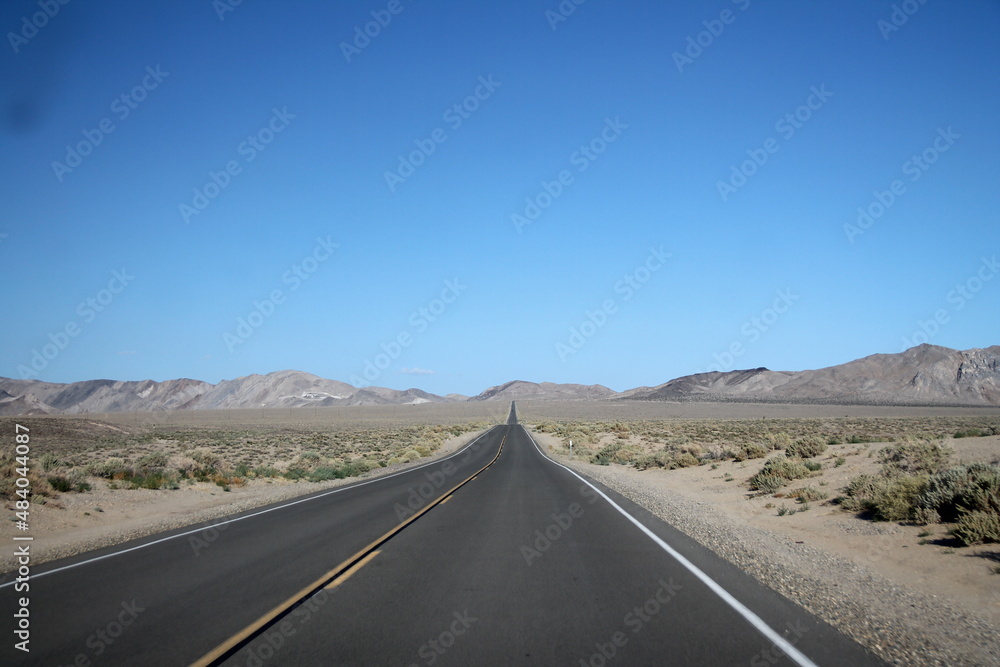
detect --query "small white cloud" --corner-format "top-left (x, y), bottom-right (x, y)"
top-left (400, 367), bottom-right (436, 376)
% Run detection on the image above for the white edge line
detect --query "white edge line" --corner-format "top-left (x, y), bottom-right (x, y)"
top-left (521, 425), bottom-right (820, 667)
top-left (0, 426), bottom-right (502, 588)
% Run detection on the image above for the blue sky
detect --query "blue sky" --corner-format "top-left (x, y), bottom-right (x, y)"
top-left (2, 0), bottom-right (998, 396)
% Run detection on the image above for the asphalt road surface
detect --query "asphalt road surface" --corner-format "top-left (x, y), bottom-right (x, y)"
top-left (4, 403), bottom-right (886, 666)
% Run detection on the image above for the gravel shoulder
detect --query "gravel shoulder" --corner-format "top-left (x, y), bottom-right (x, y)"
top-left (0, 428), bottom-right (489, 573)
top-left (528, 429), bottom-right (1000, 667)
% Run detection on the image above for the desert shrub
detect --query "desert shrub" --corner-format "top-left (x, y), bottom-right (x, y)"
top-left (681, 443), bottom-right (703, 457)
top-left (560, 426), bottom-right (599, 448)
top-left (786, 436), bottom-right (827, 459)
top-left (673, 452), bottom-right (700, 468)
top-left (137, 452), bottom-right (169, 469)
top-left (701, 444), bottom-right (737, 461)
top-left (634, 452), bottom-right (671, 470)
top-left (663, 434), bottom-right (691, 448)
top-left (99, 467), bottom-right (177, 490)
top-left (952, 511), bottom-right (1000, 545)
top-left (734, 443), bottom-right (768, 462)
top-left (48, 475), bottom-right (72, 492)
top-left (191, 466), bottom-right (215, 482)
top-left (300, 451), bottom-right (321, 462)
top-left (253, 465), bottom-right (278, 478)
top-left (762, 455), bottom-right (810, 480)
top-left (765, 432), bottom-right (792, 450)
top-left (840, 474), bottom-right (880, 512)
top-left (748, 455), bottom-right (810, 492)
top-left (189, 449), bottom-right (220, 470)
top-left (750, 473), bottom-right (787, 494)
top-left (839, 443), bottom-right (989, 526)
top-left (954, 428), bottom-right (990, 439)
top-left (135, 472), bottom-right (171, 490)
top-left (88, 457), bottom-right (128, 479)
top-left (919, 463), bottom-right (1000, 522)
top-left (283, 467), bottom-right (307, 481)
top-left (307, 459), bottom-right (374, 482)
top-left (39, 452), bottom-right (59, 472)
top-left (67, 469), bottom-right (91, 492)
top-left (354, 459), bottom-right (379, 475)
top-left (877, 440), bottom-right (951, 476)
top-left (841, 473), bottom-right (928, 521)
top-left (872, 478), bottom-right (924, 521)
top-left (790, 486), bottom-right (828, 503)
top-left (308, 466), bottom-right (345, 482)
top-left (803, 461), bottom-right (822, 472)
top-left (613, 444), bottom-right (645, 466)
top-left (210, 474), bottom-right (243, 490)
top-left (591, 442), bottom-right (623, 466)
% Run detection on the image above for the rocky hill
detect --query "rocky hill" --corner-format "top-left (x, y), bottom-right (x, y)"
top-left (468, 380), bottom-right (619, 402)
top-left (625, 345), bottom-right (1000, 406)
top-left (2, 345), bottom-right (997, 415)
top-left (0, 371), bottom-right (455, 415)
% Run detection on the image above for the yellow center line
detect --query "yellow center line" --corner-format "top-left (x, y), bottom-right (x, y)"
top-left (325, 550), bottom-right (380, 590)
top-left (190, 429), bottom-right (508, 667)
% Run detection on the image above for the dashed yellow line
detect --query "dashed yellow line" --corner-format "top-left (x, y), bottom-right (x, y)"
top-left (190, 430), bottom-right (508, 667)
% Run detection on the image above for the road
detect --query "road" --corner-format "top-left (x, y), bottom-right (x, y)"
top-left (4, 403), bottom-right (885, 666)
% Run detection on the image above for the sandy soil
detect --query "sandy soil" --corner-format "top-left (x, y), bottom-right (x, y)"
top-left (0, 428), bottom-right (488, 573)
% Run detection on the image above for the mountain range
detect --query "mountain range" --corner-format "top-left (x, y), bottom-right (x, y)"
top-left (1, 345), bottom-right (998, 416)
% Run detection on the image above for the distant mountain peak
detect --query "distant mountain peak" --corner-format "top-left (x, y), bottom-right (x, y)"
top-left (625, 345), bottom-right (1000, 406)
top-left (469, 380), bottom-right (618, 402)
top-left (1, 345), bottom-right (996, 415)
